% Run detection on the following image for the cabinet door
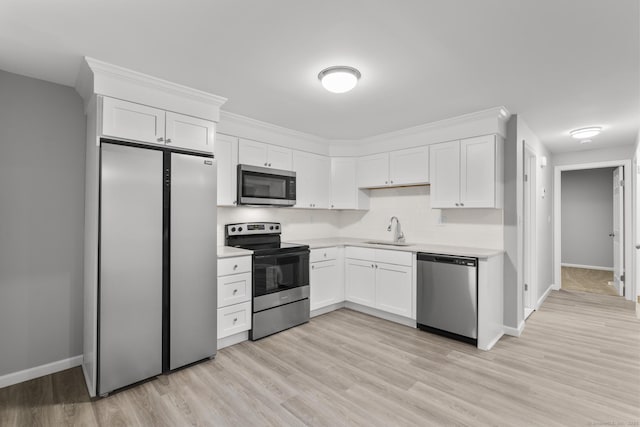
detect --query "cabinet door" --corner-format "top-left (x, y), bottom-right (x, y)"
top-left (310, 259), bottom-right (339, 311)
top-left (345, 259), bottom-right (376, 307)
top-left (165, 112), bottom-right (215, 153)
top-left (375, 262), bottom-right (413, 318)
top-left (102, 97), bottom-right (165, 145)
top-left (331, 157), bottom-right (357, 209)
top-left (357, 153), bottom-right (389, 188)
top-left (429, 141), bottom-right (460, 208)
top-left (390, 146), bottom-right (429, 186)
top-left (215, 134), bottom-right (239, 206)
top-left (460, 135), bottom-right (496, 208)
top-left (314, 155), bottom-right (332, 209)
top-left (238, 139), bottom-right (268, 167)
top-left (292, 150), bottom-right (315, 208)
top-left (267, 145), bottom-right (293, 170)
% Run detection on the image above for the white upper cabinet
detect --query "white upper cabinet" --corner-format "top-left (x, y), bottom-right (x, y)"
top-left (331, 157), bottom-right (369, 210)
top-left (238, 139), bottom-right (292, 170)
top-left (102, 97), bottom-right (165, 145)
top-left (215, 133), bottom-right (238, 206)
top-left (430, 135), bottom-right (502, 208)
top-left (429, 140), bottom-right (461, 208)
top-left (357, 153), bottom-right (389, 188)
top-left (293, 150), bottom-right (331, 209)
top-left (389, 146), bottom-right (429, 186)
top-left (165, 112), bottom-right (215, 153)
top-left (357, 146), bottom-right (429, 188)
top-left (101, 97), bottom-right (215, 153)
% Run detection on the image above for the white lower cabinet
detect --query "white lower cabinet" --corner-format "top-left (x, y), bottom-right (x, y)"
top-left (345, 247), bottom-right (414, 319)
top-left (217, 256), bottom-right (252, 340)
top-left (310, 247), bottom-right (343, 311)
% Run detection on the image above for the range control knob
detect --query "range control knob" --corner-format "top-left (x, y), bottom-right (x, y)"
top-left (238, 227), bottom-right (243, 232)
top-left (231, 227), bottom-right (236, 232)
top-left (275, 225), bottom-right (280, 230)
top-left (270, 226), bottom-right (274, 230)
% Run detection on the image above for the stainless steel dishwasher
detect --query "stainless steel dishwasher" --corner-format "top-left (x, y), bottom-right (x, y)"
top-left (417, 253), bottom-right (478, 345)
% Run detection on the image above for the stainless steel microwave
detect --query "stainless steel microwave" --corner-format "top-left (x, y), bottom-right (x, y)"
top-left (237, 164), bottom-right (296, 206)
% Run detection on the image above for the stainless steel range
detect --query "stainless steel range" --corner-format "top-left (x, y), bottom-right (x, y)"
top-left (225, 222), bottom-right (310, 340)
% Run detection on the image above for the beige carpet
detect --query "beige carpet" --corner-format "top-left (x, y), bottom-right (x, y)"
top-left (561, 266), bottom-right (618, 296)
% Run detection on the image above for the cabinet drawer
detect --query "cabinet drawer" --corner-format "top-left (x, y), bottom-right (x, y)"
top-left (375, 249), bottom-right (412, 266)
top-left (310, 247), bottom-right (338, 263)
top-left (217, 301), bottom-right (252, 339)
top-left (218, 256), bottom-right (251, 276)
top-left (218, 272), bottom-right (251, 308)
top-left (345, 246), bottom-right (376, 261)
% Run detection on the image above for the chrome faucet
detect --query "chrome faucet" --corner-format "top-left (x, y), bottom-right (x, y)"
top-left (387, 216), bottom-right (405, 243)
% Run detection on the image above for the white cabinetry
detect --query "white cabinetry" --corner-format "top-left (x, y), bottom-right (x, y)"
top-left (309, 247), bottom-right (343, 311)
top-left (330, 157), bottom-right (369, 210)
top-left (293, 151), bottom-right (331, 209)
top-left (217, 256), bottom-right (252, 341)
top-left (216, 134), bottom-right (238, 206)
top-left (345, 247), bottom-right (414, 319)
top-left (357, 146), bottom-right (429, 188)
top-left (102, 97), bottom-right (215, 152)
top-left (238, 139), bottom-right (292, 170)
top-left (430, 135), bottom-right (502, 208)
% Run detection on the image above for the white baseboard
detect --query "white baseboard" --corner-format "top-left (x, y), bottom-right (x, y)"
top-left (0, 355), bottom-right (83, 389)
top-left (311, 302), bottom-right (345, 318)
top-left (561, 263), bottom-right (613, 272)
top-left (503, 320), bottom-right (526, 337)
top-left (344, 302), bottom-right (416, 328)
top-left (536, 285), bottom-right (554, 309)
top-left (551, 283), bottom-right (560, 291)
top-left (217, 331), bottom-right (249, 350)
top-left (478, 331), bottom-right (504, 351)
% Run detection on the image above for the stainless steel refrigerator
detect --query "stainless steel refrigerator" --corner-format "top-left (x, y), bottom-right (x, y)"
top-left (98, 141), bottom-right (217, 395)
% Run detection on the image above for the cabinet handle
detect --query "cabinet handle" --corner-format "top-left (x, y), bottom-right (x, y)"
top-left (233, 318), bottom-right (238, 323)
top-left (460, 203), bottom-right (464, 206)
top-left (390, 180), bottom-right (393, 184)
top-left (385, 181), bottom-right (388, 184)
top-left (233, 264), bottom-right (238, 270)
top-left (233, 289), bottom-right (238, 295)
top-left (312, 265), bottom-right (315, 269)
top-left (371, 264), bottom-right (374, 268)
top-left (331, 204), bottom-right (334, 208)
top-left (264, 162), bottom-right (268, 166)
top-left (455, 203), bottom-right (459, 206)
top-left (166, 138), bottom-right (172, 143)
top-left (233, 200), bottom-right (237, 205)
top-left (324, 253), bottom-right (327, 257)
top-left (268, 163), bottom-right (272, 167)
top-left (375, 264), bottom-right (378, 268)
top-left (157, 137), bottom-right (164, 142)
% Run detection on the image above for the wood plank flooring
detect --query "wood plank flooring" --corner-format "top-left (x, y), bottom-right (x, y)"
top-left (562, 266), bottom-right (618, 296)
top-left (1, 289), bottom-right (639, 426)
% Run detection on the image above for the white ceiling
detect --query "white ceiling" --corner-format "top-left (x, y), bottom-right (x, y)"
top-left (0, 0), bottom-right (638, 153)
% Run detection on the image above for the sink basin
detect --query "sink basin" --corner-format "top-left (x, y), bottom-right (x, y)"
top-left (364, 240), bottom-right (411, 247)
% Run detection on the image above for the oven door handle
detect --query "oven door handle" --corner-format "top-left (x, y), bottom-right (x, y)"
top-left (254, 250), bottom-right (309, 260)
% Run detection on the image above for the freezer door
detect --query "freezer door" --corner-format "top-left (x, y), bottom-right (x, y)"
top-left (99, 143), bottom-right (163, 395)
top-left (170, 153), bottom-right (217, 370)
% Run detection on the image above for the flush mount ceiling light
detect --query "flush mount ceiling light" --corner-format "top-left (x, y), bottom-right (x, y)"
top-left (318, 66), bottom-right (361, 93)
top-left (570, 127), bottom-right (602, 140)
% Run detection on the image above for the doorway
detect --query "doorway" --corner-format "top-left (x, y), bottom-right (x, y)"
top-left (523, 145), bottom-right (537, 318)
top-left (554, 160), bottom-right (634, 301)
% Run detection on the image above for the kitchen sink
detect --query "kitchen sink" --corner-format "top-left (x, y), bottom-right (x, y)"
top-left (364, 240), bottom-right (411, 247)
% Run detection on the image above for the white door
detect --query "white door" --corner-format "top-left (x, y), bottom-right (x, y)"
top-left (344, 259), bottom-right (376, 307)
top-left (331, 157), bottom-right (358, 209)
top-left (429, 140), bottom-right (460, 208)
top-left (310, 259), bottom-right (339, 311)
top-left (613, 166), bottom-right (624, 296)
top-left (165, 112), bottom-right (215, 153)
top-left (460, 135), bottom-right (496, 208)
top-left (357, 153), bottom-right (389, 188)
top-left (523, 147), bottom-right (536, 318)
top-left (101, 97), bottom-right (165, 145)
top-left (374, 262), bottom-right (413, 318)
top-left (389, 146), bottom-right (429, 186)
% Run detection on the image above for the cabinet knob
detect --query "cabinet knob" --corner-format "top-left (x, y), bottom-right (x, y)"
top-left (233, 318), bottom-right (238, 323)
top-left (375, 264), bottom-right (378, 268)
top-left (390, 180), bottom-right (393, 184)
top-left (385, 181), bottom-right (388, 184)
top-left (371, 264), bottom-right (374, 268)
top-left (233, 264), bottom-right (238, 270)
top-left (331, 204), bottom-right (334, 208)
top-left (455, 203), bottom-right (460, 206)
top-left (323, 253), bottom-right (327, 257)
top-left (264, 162), bottom-right (268, 166)
top-left (460, 203), bottom-right (464, 206)
top-left (233, 200), bottom-right (237, 205)
top-left (157, 137), bottom-right (164, 142)
top-left (233, 289), bottom-right (238, 294)
top-left (166, 138), bottom-right (172, 143)
top-left (312, 265), bottom-right (315, 269)
top-left (268, 163), bottom-right (272, 167)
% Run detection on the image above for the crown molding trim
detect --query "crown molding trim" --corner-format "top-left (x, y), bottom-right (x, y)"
top-left (219, 110), bottom-right (327, 144)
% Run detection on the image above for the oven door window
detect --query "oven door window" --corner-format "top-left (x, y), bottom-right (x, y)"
top-left (254, 251), bottom-right (309, 296)
top-left (242, 172), bottom-right (287, 199)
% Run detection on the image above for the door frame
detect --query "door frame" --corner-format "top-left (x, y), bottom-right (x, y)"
top-left (553, 159), bottom-right (634, 301)
top-left (523, 145), bottom-right (537, 317)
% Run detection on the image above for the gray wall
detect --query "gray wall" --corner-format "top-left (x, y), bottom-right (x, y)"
top-left (561, 168), bottom-right (614, 268)
top-left (0, 70), bottom-right (86, 376)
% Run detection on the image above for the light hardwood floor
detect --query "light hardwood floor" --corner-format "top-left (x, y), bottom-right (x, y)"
top-left (562, 266), bottom-right (618, 296)
top-left (1, 290), bottom-right (639, 426)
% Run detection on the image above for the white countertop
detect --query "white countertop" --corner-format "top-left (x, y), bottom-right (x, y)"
top-left (217, 245), bottom-right (253, 258)
top-left (287, 237), bottom-right (503, 259)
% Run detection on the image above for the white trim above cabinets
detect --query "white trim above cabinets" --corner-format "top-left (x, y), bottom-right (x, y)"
top-left (430, 134), bottom-right (503, 209)
top-left (357, 146), bottom-right (430, 188)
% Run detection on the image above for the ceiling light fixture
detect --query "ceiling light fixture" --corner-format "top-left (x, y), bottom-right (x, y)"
top-left (318, 66), bottom-right (361, 93)
top-left (570, 127), bottom-right (602, 140)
